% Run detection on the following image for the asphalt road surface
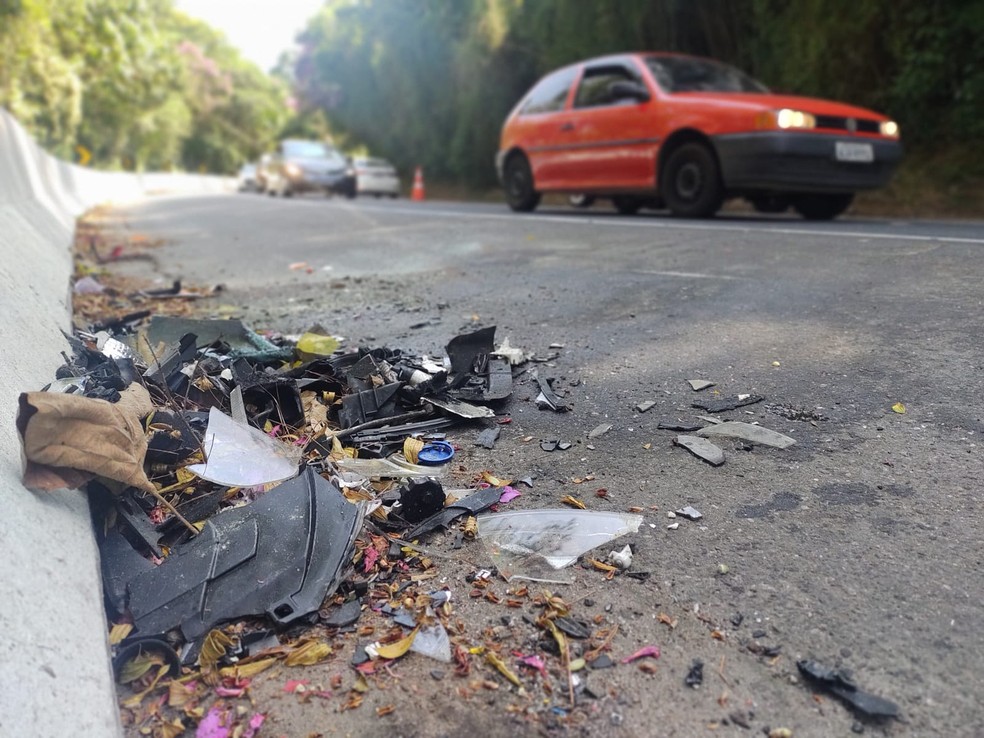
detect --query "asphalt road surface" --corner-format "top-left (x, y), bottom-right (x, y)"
top-left (108, 193), bottom-right (984, 737)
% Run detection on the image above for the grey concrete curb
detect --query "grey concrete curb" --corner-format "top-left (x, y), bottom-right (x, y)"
top-left (0, 108), bottom-right (232, 737)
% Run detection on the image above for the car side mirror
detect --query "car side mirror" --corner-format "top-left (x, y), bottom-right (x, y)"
top-left (609, 80), bottom-right (650, 103)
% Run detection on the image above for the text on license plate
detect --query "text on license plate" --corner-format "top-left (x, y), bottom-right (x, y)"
top-left (835, 141), bottom-right (874, 163)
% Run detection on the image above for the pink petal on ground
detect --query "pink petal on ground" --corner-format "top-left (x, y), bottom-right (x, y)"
top-left (621, 645), bottom-right (661, 664)
top-left (214, 686), bottom-right (246, 698)
top-left (363, 546), bottom-right (379, 573)
top-left (195, 706), bottom-right (230, 738)
top-left (517, 654), bottom-right (547, 677)
top-left (498, 486), bottom-right (521, 504)
top-left (242, 713), bottom-right (266, 738)
top-left (283, 679), bottom-right (309, 693)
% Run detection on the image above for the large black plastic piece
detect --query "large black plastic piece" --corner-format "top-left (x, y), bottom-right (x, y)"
top-left (108, 467), bottom-right (364, 640)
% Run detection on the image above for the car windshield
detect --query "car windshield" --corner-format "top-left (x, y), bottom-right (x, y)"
top-left (283, 141), bottom-right (338, 159)
top-left (645, 56), bottom-right (768, 94)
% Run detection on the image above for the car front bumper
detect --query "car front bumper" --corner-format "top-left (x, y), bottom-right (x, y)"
top-left (290, 172), bottom-right (355, 194)
top-left (713, 132), bottom-right (903, 193)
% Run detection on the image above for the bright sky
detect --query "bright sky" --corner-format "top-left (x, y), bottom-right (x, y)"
top-left (174, 0), bottom-right (326, 72)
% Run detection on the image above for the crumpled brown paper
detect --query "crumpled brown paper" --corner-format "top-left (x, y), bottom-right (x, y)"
top-left (17, 383), bottom-right (156, 493)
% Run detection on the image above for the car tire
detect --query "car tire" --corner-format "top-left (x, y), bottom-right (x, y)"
top-left (661, 142), bottom-right (723, 218)
top-left (569, 194), bottom-right (595, 208)
top-left (612, 196), bottom-right (643, 215)
top-left (503, 153), bottom-right (540, 212)
top-left (792, 193), bottom-right (854, 220)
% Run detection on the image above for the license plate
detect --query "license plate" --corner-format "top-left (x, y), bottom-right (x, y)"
top-left (835, 141), bottom-right (874, 163)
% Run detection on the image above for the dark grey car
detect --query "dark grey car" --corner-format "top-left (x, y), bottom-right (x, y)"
top-left (262, 140), bottom-right (356, 198)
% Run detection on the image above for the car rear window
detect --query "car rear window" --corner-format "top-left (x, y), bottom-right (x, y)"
top-left (645, 56), bottom-right (768, 94)
top-left (520, 67), bottom-right (578, 115)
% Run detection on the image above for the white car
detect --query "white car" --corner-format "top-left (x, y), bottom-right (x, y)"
top-left (354, 157), bottom-right (400, 197)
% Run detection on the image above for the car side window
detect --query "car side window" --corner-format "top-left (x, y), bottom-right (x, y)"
top-left (520, 68), bottom-right (578, 115)
top-left (574, 65), bottom-right (640, 108)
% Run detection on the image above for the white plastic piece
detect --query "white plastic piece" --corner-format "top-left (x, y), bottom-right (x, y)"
top-left (187, 407), bottom-right (300, 487)
top-left (335, 455), bottom-right (447, 479)
top-left (409, 623), bottom-right (451, 662)
top-left (609, 544), bottom-right (633, 569)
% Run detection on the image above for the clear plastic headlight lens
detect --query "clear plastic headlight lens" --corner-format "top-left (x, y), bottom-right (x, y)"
top-left (880, 120), bottom-right (899, 138)
top-left (284, 163), bottom-right (302, 177)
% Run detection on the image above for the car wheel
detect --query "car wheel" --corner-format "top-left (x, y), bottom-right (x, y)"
top-left (612, 196), bottom-right (643, 215)
top-left (749, 194), bottom-right (791, 214)
top-left (568, 194), bottom-right (595, 208)
top-left (792, 193), bottom-right (854, 220)
top-left (503, 153), bottom-right (540, 212)
top-left (661, 142), bottom-right (723, 218)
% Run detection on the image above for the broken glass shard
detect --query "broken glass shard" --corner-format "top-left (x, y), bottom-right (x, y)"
top-left (477, 509), bottom-right (643, 584)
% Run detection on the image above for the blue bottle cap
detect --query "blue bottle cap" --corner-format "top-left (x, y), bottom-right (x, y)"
top-left (417, 441), bottom-right (455, 465)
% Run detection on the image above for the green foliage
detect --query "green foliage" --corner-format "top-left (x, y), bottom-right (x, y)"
top-left (0, 0), bottom-right (289, 172)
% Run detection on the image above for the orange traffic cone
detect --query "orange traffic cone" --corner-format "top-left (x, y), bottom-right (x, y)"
top-left (411, 166), bottom-right (425, 201)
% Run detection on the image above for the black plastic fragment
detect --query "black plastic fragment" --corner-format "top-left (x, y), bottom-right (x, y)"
top-left (475, 426), bottom-right (500, 449)
top-left (692, 395), bottom-right (764, 413)
top-left (533, 371), bottom-right (570, 412)
top-left (398, 479), bottom-right (446, 523)
top-left (323, 599), bottom-right (363, 628)
top-left (445, 326), bottom-right (512, 402)
top-left (554, 617), bottom-right (591, 639)
top-left (657, 421), bottom-right (703, 432)
top-left (106, 467), bottom-right (363, 640)
top-left (231, 358), bottom-right (304, 428)
top-left (404, 486), bottom-right (502, 540)
top-left (113, 637), bottom-right (182, 682)
top-left (797, 660), bottom-right (900, 719)
top-left (338, 382), bottom-right (403, 429)
top-left (685, 659), bottom-right (704, 687)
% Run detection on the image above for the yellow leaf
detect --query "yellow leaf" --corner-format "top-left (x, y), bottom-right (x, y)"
top-left (892, 402), bottom-right (906, 414)
top-left (296, 332), bottom-right (340, 359)
top-left (481, 471), bottom-right (512, 487)
top-left (486, 652), bottom-right (522, 687)
top-left (160, 718), bottom-right (185, 738)
top-left (109, 623), bottom-right (133, 645)
top-left (285, 641), bottom-right (332, 667)
top-left (374, 628), bottom-right (418, 660)
top-left (560, 495), bottom-right (585, 510)
top-left (219, 657), bottom-right (278, 679)
top-left (352, 673), bottom-right (370, 693)
top-left (122, 663), bottom-right (170, 708)
top-left (168, 680), bottom-right (197, 708)
top-left (198, 629), bottom-right (235, 672)
top-left (403, 437), bottom-right (424, 465)
top-left (119, 652), bottom-right (164, 684)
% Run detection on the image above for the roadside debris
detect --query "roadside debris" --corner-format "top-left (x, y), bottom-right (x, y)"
top-left (533, 370), bottom-right (571, 412)
top-left (696, 421), bottom-right (796, 449)
top-left (587, 422), bottom-right (612, 438)
top-left (675, 506), bottom-right (703, 521)
top-left (635, 400), bottom-right (656, 413)
top-left (477, 509), bottom-right (643, 583)
top-left (687, 379), bottom-right (716, 391)
top-left (673, 435), bottom-right (726, 466)
top-left (797, 660), bottom-right (900, 719)
top-left (692, 394), bottom-right (764, 413)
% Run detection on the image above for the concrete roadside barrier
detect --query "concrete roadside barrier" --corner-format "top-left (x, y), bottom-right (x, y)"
top-left (0, 108), bottom-right (232, 737)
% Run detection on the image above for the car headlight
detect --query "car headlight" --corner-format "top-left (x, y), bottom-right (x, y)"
top-left (284, 163), bottom-right (302, 177)
top-left (776, 108), bottom-right (816, 129)
top-left (345, 168), bottom-right (355, 177)
top-left (879, 120), bottom-right (900, 138)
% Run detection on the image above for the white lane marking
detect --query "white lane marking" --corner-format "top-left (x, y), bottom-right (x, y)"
top-left (322, 201), bottom-right (984, 246)
top-left (637, 270), bottom-right (745, 280)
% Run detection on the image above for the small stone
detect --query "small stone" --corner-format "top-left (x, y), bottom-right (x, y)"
top-left (667, 511), bottom-right (677, 518)
top-left (589, 653), bottom-right (615, 669)
top-left (717, 564), bottom-right (730, 575)
top-left (752, 629), bottom-right (767, 639)
top-left (635, 400), bottom-right (656, 413)
top-left (583, 598), bottom-right (595, 607)
top-left (610, 713), bottom-right (624, 726)
top-left (851, 723), bottom-right (864, 734)
top-left (688, 379), bottom-right (716, 391)
top-left (667, 522), bottom-right (680, 530)
top-left (430, 670), bottom-right (445, 680)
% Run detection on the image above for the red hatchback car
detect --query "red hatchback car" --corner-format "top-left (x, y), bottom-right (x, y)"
top-left (497, 53), bottom-right (903, 220)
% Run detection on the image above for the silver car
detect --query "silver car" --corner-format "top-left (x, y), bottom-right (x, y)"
top-left (354, 157), bottom-right (400, 197)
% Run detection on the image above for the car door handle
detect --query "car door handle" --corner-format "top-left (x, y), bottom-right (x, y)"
top-left (559, 123), bottom-right (575, 132)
